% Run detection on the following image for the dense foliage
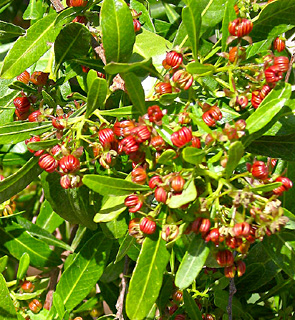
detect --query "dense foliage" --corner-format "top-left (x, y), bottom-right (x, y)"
top-left (0, 0), bottom-right (295, 319)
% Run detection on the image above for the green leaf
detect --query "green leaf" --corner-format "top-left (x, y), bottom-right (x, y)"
top-left (244, 83), bottom-right (291, 147)
top-left (83, 174), bottom-right (149, 196)
top-left (86, 77), bottom-right (107, 117)
top-left (126, 233), bottom-right (170, 320)
top-left (130, 0), bottom-right (155, 32)
top-left (100, 0), bottom-right (135, 63)
top-left (0, 21), bottom-right (25, 40)
top-left (42, 90), bottom-right (56, 109)
top-left (0, 121), bottom-right (52, 145)
top-left (250, 182), bottom-right (282, 193)
top-left (23, 0), bottom-right (43, 20)
top-left (168, 179), bottom-right (197, 208)
top-left (121, 72), bottom-right (146, 115)
top-left (221, 0), bottom-right (236, 51)
top-left (9, 81), bottom-right (38, 94)
top-left (36, 200), bottom-right (64, 233)
top-left (262, 231), bottom-right (295, 280)
top-left (0, 255), bottom-right (8, 273)
top-left (27, 139), bottom-right (59, 152)
top-left (175, 235), bottom-right (210, 289)
top-left (182, 0), bottom-right (202, 60)
top-left (186, 61), bottom-right (215, 76)
top-left (86, 69), bottom-right (98, 92)
top-left (55, 232), bottom-right (112, 311)
top-left (0, 221), bottom-right (61, 268)
top-left (225, 141), bottom-right (244, 178)
top-left (55, 23), bottom-right (91, 73)
top-left (98, 105), bottom-right (138, 117)
top-left (182, 147), bottom-right (206, 165)
top-left (0, 273), bottom-right (18, 319)
top-left (0, 157), bottom-right (42, 203)
top-left (101, 214), bottom-right (127, 239)
top-left (16, 252), bottom-right (30, 281)
top-left (252, 0), bottom-right (295, 41)
top-left (200, 0), bottom-right (227, 34)
top-left (0, 13), bottom-right (63, 79)
top-left (183, 289), bottom-right (202, 320)
top-left (94, 194), bottom-right (126, 223)
top-left (41, 172), bottom-right (97, 230)
top-left (115, 233), bottom-right (135, 263)
top-left (157, 149), bottom-right (177, 165)
top-left (52, 292), bottom-right (65, 320)
top-left (104, 58), bottom-right (161, 78)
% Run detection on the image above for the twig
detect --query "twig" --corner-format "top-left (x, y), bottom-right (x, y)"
top-left (43, 267), bottom-right (61, 310)
top-left (227, 277), bottom-right (237, 320)
top-left (50, 0), bottom-right (64, 12)
top-left (115, 256), bottom-right (129, 320)
top-left (285, 53), bottom-right (295, 83)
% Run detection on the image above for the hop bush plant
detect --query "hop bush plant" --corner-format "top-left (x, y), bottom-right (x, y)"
top-left (0, 0), bottom-right (295, 319)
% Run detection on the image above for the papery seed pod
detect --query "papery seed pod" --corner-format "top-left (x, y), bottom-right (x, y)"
top-left (260, 84), bottom-right (271, 99)
top-left (236, 260), bottom-right (246, 277)
top-left (72, 15), bottom-right (87, 24)
top-left (191, 136), bottom-right (201, 148)
top-left (251, 90), bottom-right (262, 109)
top-left (131, 125), bottom-right (151, 143)
top-left (150, 136), bottom-right (165, 150)
top-left (205, 228), bottom-right (220, 244)
top-left (170, 175), bottom-right (185, 193)
top-left (21, 280), bottom-right (35, 293)
top-left (224, 265), bottom-right (236, 278)
top-left (131, 167), bottom-right (147, 185)
top-left (251, 161), bottom-right (268, 180)
top-left (66, 0), bottom-right (87, 6)
top-left (25, 136), bottom-right (41, 153)
top-left (13, 97), bottom-right (31, 112)
top-left (216, 250), bottom-right (234, 267)
top-left (233, 222), bottom-right (251, 237)
top-left (235, 119), bottom-right (246, 131)
top-left (265, 65), bottom-right (283, 83)
top-left (29, 299), bottom-right (42, 313)
top-left (125, 194), bottom-right (143, 213)
top-left (30, 71), bottom-right (49, 86)
top-left (140, 216), bottom-right (156, 234)
top-left (273, 37), bottom-right (285, 52)
top-left (171, 127), bottom-right (192, 148)
top-left (228, 18), bottom-right (253, 37)
top-left (99, 128), bottom-right (115, 148)
top-left (133, 19), bottom-right (141, 33)
top-left (172, 70), bottom-right (194, 90)
top-left (17, 71), bottom-right (30, 84)
top-left (273, 56), bottom-right (289, 72)
top-left (155, 186), bottom-right (167, 203)
top-left (155, 82), bottom-right (172, 95)
top-left (273, 176), bottom-right (293, 195)
top-left (161, 224), bottom-right (179, 242)
top-left (118, 136), bottom-right (139, 154)
top-left (149, 175), bottom-right (162, 189)
top-left (147, 105), bottom-right (163, 123)
top-left (59, 155), bottom-right (80, 173)
top-left (199, 218), bottom-right (211, 234)
top-left (52, 116), bottom-right (65, 130)
top-left (164, 51), bottom-right (183, 69)
top-left (28, 110), bottom-right (42, 122)
top-left (39, 154), bottom-right (58, 173)
top-left (236, 95), bottom-right (248, 109)
top-left (113, 120), bottom-right (135, 137)
top-left (173, 290), bottom-right (183, 302)
top-left (226, 236), bottom-right (243, 249)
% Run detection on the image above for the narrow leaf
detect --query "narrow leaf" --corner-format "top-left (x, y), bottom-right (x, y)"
top-left (183, 147), bottom-right (206, 165)
top-left (94, 194), bottom-right (126, 223)
top-left (16, 252), bottom-right (30, 281)
top-left (0, 21), bottom-right (25, 40)
top-left (126, 233), bottom-right (170, 320)
top-left (225, 141), bottom-right (244, 178)
top-left (0, 273), bottom-right (18, 319)
top-left (168, 179), bottom-right (197, 208)
top-left (183, 290), bottom-right (202, 320)
top-left (186, 61), bottom-right (215, 75)
top-left (221, 0), bottom-right (236, 51)
top-left (0, 255), bottom-right (8, 273)
top-left (86, 77), bottom-right (107, 118)
top-left (36, 200), bottom-right (64, 233)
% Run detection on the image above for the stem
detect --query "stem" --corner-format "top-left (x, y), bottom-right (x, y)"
top-left (116, 256), bottom-right (130, 320)
top-left (50, 0), bottom-right (64, 12)
top-left (285, 53), bottom-right (295, 83)
top-left (227, 277), bottom-right (237, 320)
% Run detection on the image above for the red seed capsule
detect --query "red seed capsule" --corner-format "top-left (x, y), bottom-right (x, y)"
top-left (251, 161), bottom-right (268, 180)
top-left (154, 186), bottom-right (167, 203)
top-left (236, 260), bottom-right (246, 277)
top-left (30, 71), bottom-right (49, 86)
top-left (147, 105), bottom-right (163, 123)
top-left (265, 65), bottom-right (283, 83)
top-left (17, 71), bottom-right (30, 84)
top-left (140, 216), bottom-right (156, 234)
top-left (99, 128), bottom-right (115, 148)
top-left (172, 289), bottom-right (183, 302)
top-left (72, 15), bottom-right (87, 24)
top-left (125, 194), bottom-right (143, 213)
top-left (170, 175), bottom-right (185, 193)
top-left (29, 299), bottom-right (42, 313)
top-left (39, 154), bottom-right (58, 173)
top-left (260, 84), bottom-right (271, 99)
top-left (216, 250), bottom-right (234, 267)
top-left (59, 155), bottom-right (80, 173)
top-left (149, 175), bottom-right (162, 189)
top-left (21, 280), bottom-right (35, 293)
top-left (228, 18), bottom-right (253, 37)
top-left (133, 19), bottom-right (141, 33)
top-left (150, 136), bottom-right (165, 150)
top-left (273, 56), bottom-right (289, 73)
top-left (113, 120), bottom-right (135, 137)
top-left (172, 70), bottom-right (194, 90)
top-left (164, 51), bottom-right (183, 69)
top-left (28, 110), bottom-right (42, 122)
top-left (273, 37), bottom-right (285, 52)
top-left (224, 265), bottom-right (236, 278)
top-left (131, 125), bottom-right (151, 143)
top-left (273, 176), bottom-right (293, 195)
top-left (52, 116), bottom-right (65, 130)
top-left (118, 136), bottom-right (139, 154)
top-left (251, 90), bottom-right (262, 109)
top-left (199, 218), bottom-right (211, 234)
top-left (13, 97), bottom-right (31, 113)
top-left (155, 82), bottom-right (172, 95)
top-left (131, 167), bottom-right (147, 185)
top-left (66, 0), bottom-right (87, 7)
top-left (233, 222), bottom-right (251, 237)
top-left (171, 127), bottom-right (192, 148)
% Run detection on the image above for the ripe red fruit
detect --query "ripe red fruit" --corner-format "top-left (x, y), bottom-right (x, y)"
top-left (140, 216), bottom-right (156, 234)
top-left (172, 70), bottom-right (194, 90)
top-left (273, 176), bottom-right (293, 195)
top-left (155, 82), bottom-right (172, 95)
top-left (128, 218), bottom-right (141, 236)
top-left (59, 155), bottom-right (80, 173)
top-left (273, 56), bottom-right (289, 73)
top-left (205, 228), bottom-right (220, 244)
top-left (124, 194), bottom-right (143, 213)
top-left (21, 280), bottom-right (35, 293)
top-left (228, 18), bottom-right (253, 37)
top-left (147, 105), bottom-right (163, 123)
top-left (273, 37), bottom-right (285, 52)
top-left (30, 71), bottom-right (49, 86)
top-left (28, 299), bottom-right (42, 313)
top-left (236, 260), bottom-right (246, 277)
top-left (199, 218), bottom-right (211, 233)
top-left (202, 105), bottom-right (222, 127)
top-left (118, 136), bottom-right (139, 154)
top-left (163, 51), bottom-right (183, 70)
top-left (149, 175), bottom-right (162, 189)
top-left (39, 154), bottom-right (58, 173)
top-left (133, 19), bottom-right (141, 32)
top-left (251, 161), bottom-right (268, 180)
top-left (226, 236), bottom-right (243, 249)
top-left (191, 136), bottom-right (201, 148)
top-left (260, 84), bottom-right (271, 99)
top-left (251, 90), bottom-right (262, 109)
top-left (224, 265), bottom-right (236, 278)
top-left (17, 70), bottom-right (30, 84)
top-left (99, 128), bottom-right (115, 148)
top-left (265, 65), bottom-right (283, 83)
top-left (171, 127), bottom-right (192, 148)
top-left (131, 125), bottom-right (151, 143)
top-left (170, 175), bottom-right (185, 193)
top-left (13, 97), bottom-right (31, 112)
top-left (131, 167), bottom-right (147, 185)
top-left (154, 186), bottom-right (167, 203)
top-left (233, 222), bottom-right (251, 237)
top-left (52, 116), bottom-right (66, 130)
top-left (216, 250), bottom-right (234, 267)
top-left (150, 136), bottom-right (165, 150)
top-left (28, 110), bottom-right (42, 122)
top-left (66, 0), bottom-right (87, 7)
top-left (113, 120), bottom-right (135, 137)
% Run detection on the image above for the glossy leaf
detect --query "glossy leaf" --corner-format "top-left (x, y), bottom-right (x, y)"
top-left (94, 194), bottom-right (126, 223)
top-left (1, 13), bottom-right (63, 79)
top-left (130, 0), bottom-right (155, 32)
top-left (36, 200), bottom-right (64, 233)
top-left (0, 121), bottom-right (52, 145)
top-left (0, 221), bottom-right (61, 268)
top-left (100, 0), bottom-right (135, 63)
top-left (86, 77), bottom-right (107, 117)
top-left (182, 0), bottom-right (202, 60)
top-left (98, 105), bottom-right (138, 117)
top-left (86, 69), bottom-right (98, 92)
top-left (186, 61), bottom-right (215, 76)
top-left (175, 235), bottom-right (210, 289)
top-left (168, 179), bottom-right (197, 208)
top-left (0, 20), bottom-right (25, 40)
top-left (42, 90), bottom-right (55, 109)
top-left (16, 252), bottom-right (30, 281)
top-left (157, 149), bottom-right (177, 165)
top-left (83, 174), bottom-right (149, 196)
top-left (55, 23), bottom-right (91, 73)
top-left (225, 141), bottom-right (244, 178)
top-left (55, 232), bottom-right (112, 311)
top-left (0, 273), bottom-right (18, 319)
top-left (183, 289), bottom-right (202, 320)
top-left (115, 233), bottom-right (135, 263)
top-left (0, 255), bottom-right (8, 273)
top-left (27, 139), bottom-right (59, 152)
top-left (101, 214), bottom-right (128, 239)
top-left (126, 233), bottom-right (170, 320)
top-left (182, 147), bottom-right (206, 165)
top-left (41, 172), bottom-right (97, 230)
top-left (0, 157), bottom-right (42, 203)
top-left (250, 181), bottom-right (282, 193)
top-left (23, 0), bottom-right (43, 20)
